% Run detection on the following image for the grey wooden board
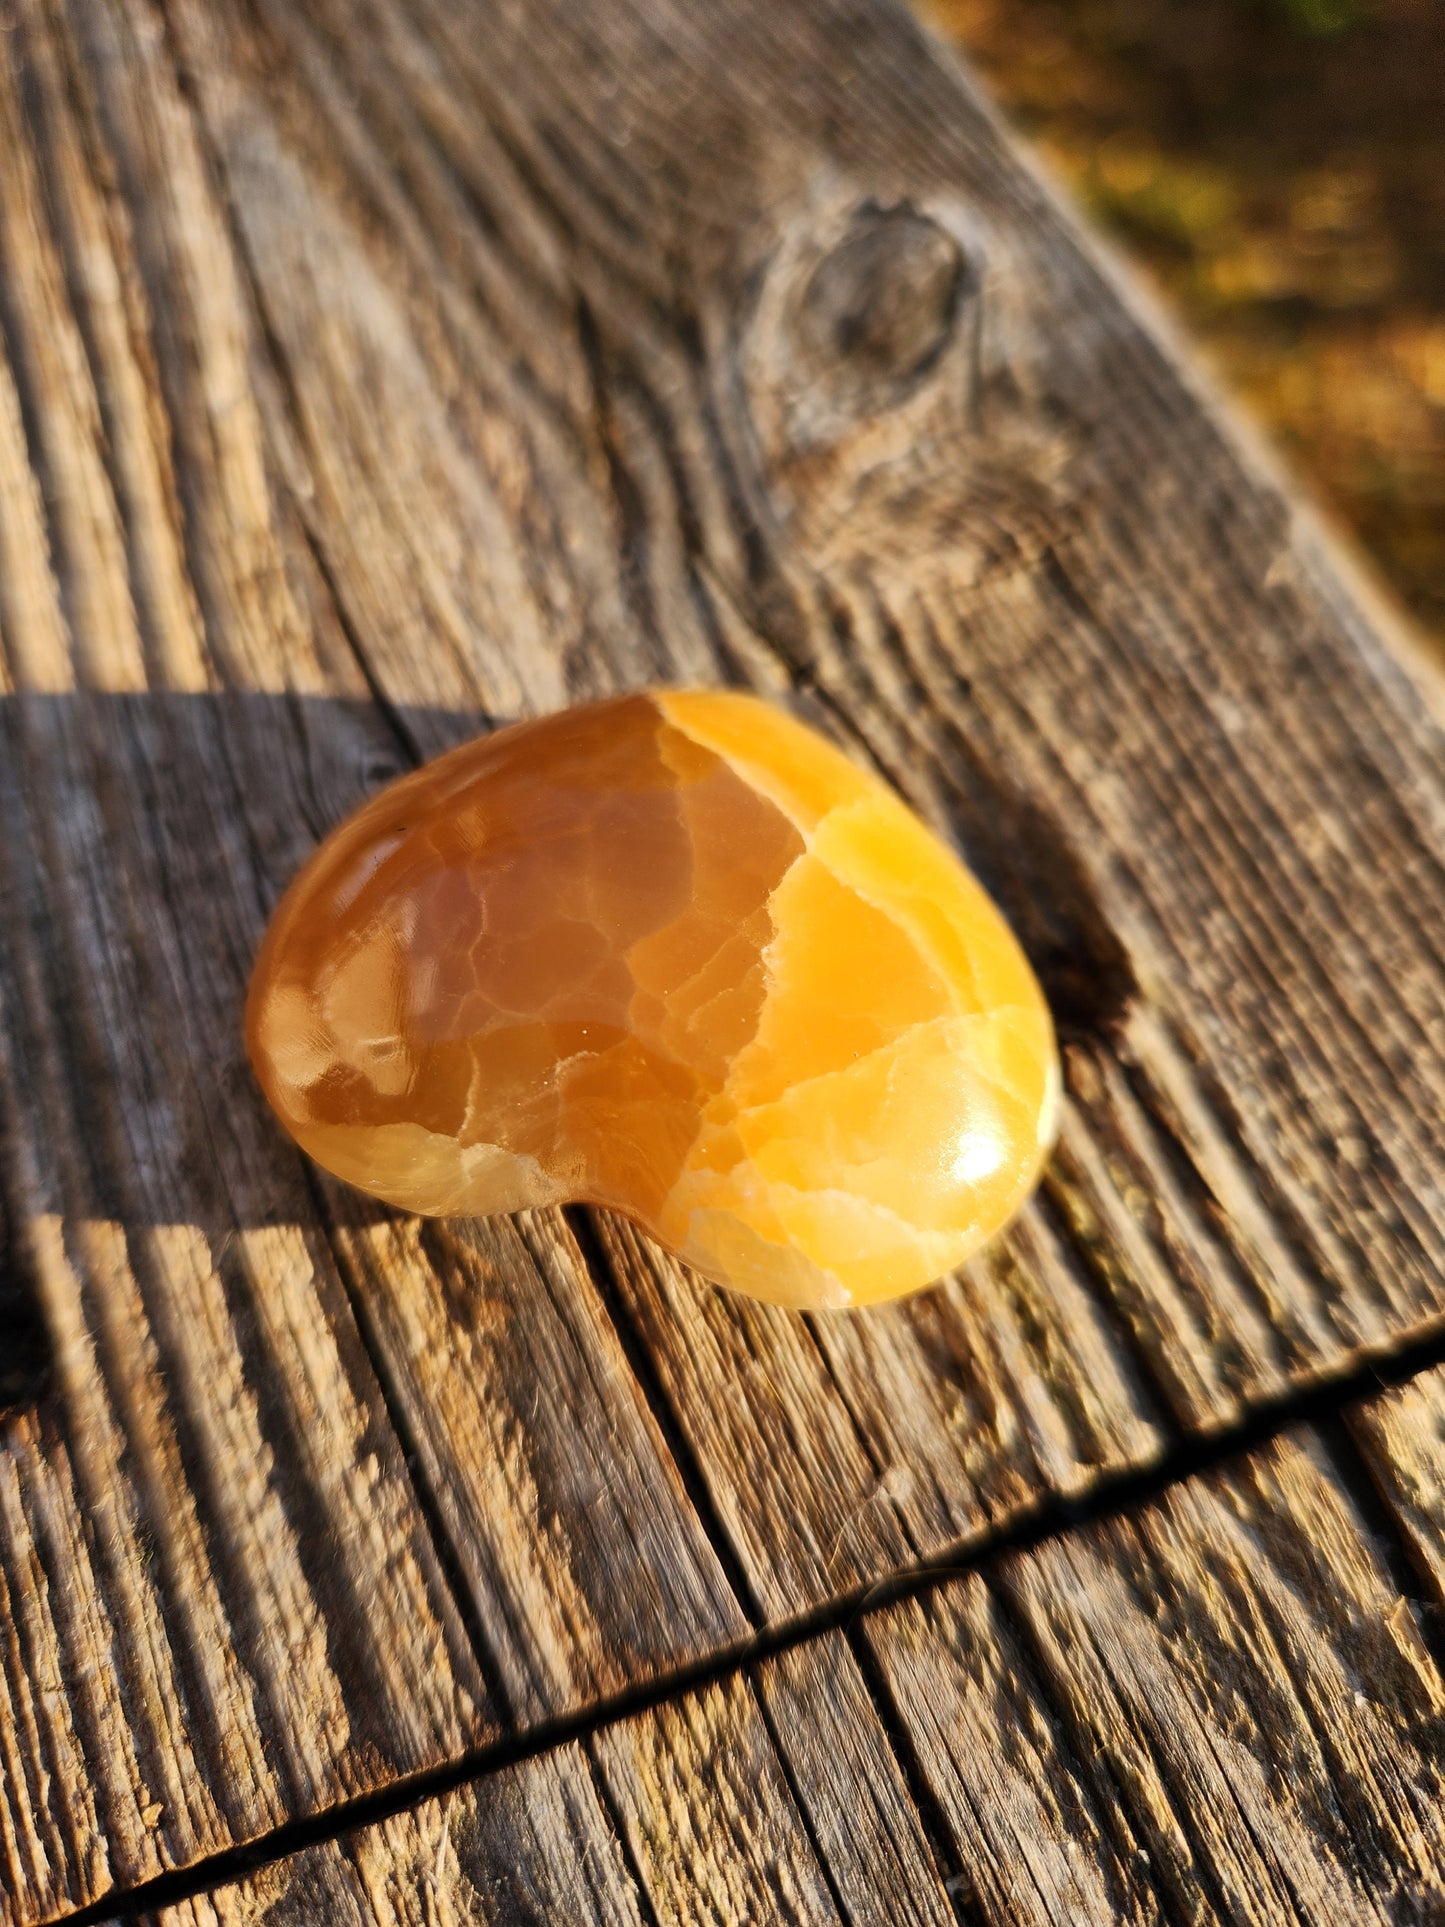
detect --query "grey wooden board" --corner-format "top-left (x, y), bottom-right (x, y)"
top-left (4, 0), bottom-right (1445, 1916)
top-left (870, 1429), bottom-right (1445, 1926)
top-left (1351, 1362), bottom-right (1445, 1619)
top-left (121, 1655), bottom-right (960, 1925)
top-left (126, 1413), bottom-right (1445, 1926)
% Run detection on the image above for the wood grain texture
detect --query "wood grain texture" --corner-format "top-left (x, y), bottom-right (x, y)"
top-left (127, 1646), bottom-right (959, 1927)
top-left (126, 1411), bottom-right (1445, 1927)
top-left (126, 1743), bottom-right (650, 1927)
top-left (4, 0), bottom-right (1445, 1914)
top-left (591, 1675), bottom-right (851, 1926)
top-left (1350, 1364), bottom-right (1445, 1614)
top-left (0, 690), bottom-right (493, 1922)
top-left (596, 1202), bottom-right (1158, 1620)
top-left (199, 0), bottom-right (1445, 1430)
top-left (323, 1203), bottom-right (748, 1722)
top-left (870, 1429), bottom-right (1445, 1926)
top-left (755, 1633), bottom-right (961, 1927)
top-left (0, 1), bottom-right (736, 1916)
top-left (158, 0), bottom-right (1445, 1485)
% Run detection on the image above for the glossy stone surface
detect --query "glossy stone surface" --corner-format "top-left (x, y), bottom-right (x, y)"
top-left (247, 691), bottom-right (1058, 1308)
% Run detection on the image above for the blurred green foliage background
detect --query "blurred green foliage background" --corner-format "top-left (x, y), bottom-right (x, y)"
top-left (921, 0), bottom-right (1445, 644)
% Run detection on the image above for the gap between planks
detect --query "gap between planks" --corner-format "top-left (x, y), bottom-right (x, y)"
top-left (55, 1311), bottom-right (1445, 1927)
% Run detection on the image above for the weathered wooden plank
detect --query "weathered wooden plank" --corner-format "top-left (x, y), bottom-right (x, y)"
top-left (597, 1205), bottom-right (1158, 1620)
top-left (591, 1675), bottom-right (850, 1926)
top-left (0, 2), bottom-right (738, 1918)
top-left (129, 1652), bottom-right (958, 1927)
top-left (870, 1429), bottom-right (1445, 1925)
top-left (0, 185), bottom-right (493, 1918)
top-left (210, 0), bottom-right (1445, 1419)
top-left (325, 1202), bottom-right (749, 1721)
top-left (98, 0), bottom-right (1287, 1650)
top-left (755, 1634), bottom-right (961, 1927)
top-left (0, 16), bottom-right (1173, 1922)
top-left (870, 1573), bottom-right (1159, 1927)
top-left (126, 1743), bottom-right (649, 1927)
top-left (1349, 1364), bottom-right (1445, 1612)
top-left (39, 0), bottom-right (1163, 1659)
top-left (5, 0), bottom-right (1445, 1912)
top-left (127, 1408), bottom-right (1445, 1927)
top-left (166, 0), bottom-right (1445, 1486)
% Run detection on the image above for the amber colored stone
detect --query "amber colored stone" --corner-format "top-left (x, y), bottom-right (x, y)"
top-left (246, 691), bottom-right (1058, 1308)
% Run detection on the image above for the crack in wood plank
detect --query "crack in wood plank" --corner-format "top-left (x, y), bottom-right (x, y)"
top-left (39, 1326), bottom-right (1445, 1927)
top-left (70, 1373), bottom-right (1445, 1927)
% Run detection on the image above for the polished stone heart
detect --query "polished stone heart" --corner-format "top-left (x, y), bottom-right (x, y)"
top-left (247, 690), bottom-right (1058, 1308)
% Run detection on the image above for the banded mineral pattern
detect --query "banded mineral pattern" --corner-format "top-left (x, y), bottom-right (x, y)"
top-left (246, 691), bottom-right (1058, 1307)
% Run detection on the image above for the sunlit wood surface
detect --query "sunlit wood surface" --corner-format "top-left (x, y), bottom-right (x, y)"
top-left (2, 1), bottom-right (1445, 1921)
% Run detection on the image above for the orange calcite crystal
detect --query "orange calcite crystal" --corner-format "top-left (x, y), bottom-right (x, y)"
top-left (247, 691), bottom-right (1058, 1308)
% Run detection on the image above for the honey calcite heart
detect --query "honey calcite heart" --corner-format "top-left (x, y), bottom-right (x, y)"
top-left (247, 691), bottom-right (1058, 1309)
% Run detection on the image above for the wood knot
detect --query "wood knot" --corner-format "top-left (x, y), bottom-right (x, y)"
top-left (737, 190), bottom-right (1068, 576)
top-left (749, 199), bottom-right (976, 458)
top-left (790, 202), bottom-right (970, 412)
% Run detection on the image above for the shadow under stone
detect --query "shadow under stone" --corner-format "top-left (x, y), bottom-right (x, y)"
top-left (0, 688), bottom-right (499, 1414)
top-left (0, 683), bottom-right (1110, 1415)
